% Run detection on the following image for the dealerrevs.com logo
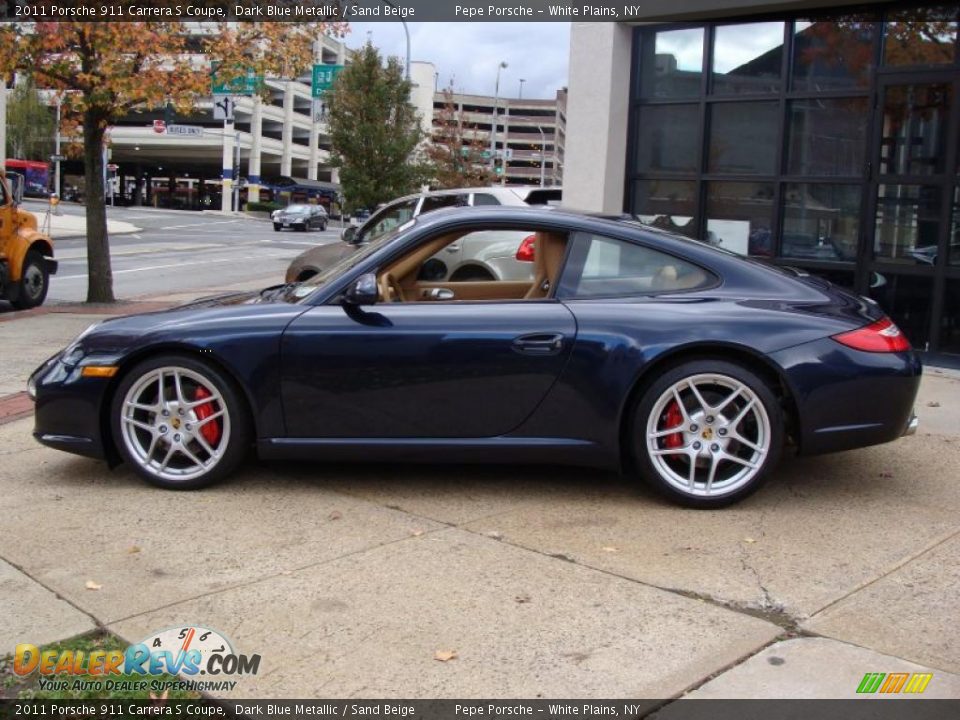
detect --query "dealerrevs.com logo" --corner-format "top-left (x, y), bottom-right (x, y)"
top-left (13, 625), bottom-right (260, 694)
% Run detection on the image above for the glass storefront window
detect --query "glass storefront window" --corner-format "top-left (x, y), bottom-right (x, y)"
top-left (712, 23), bottom-right (785, 95)
top-left (708, 102), bottom-right (779, 175)
top-left (868, 273), bottom-right (932, 349)
top-left (633, 180), bottom-right (698, 238)
top-left (638, 27), bottom-right (704, 99)
top-left (634, 105), bottom-right (700, 173)
top-left (792, 17), bottom-right (877, 92)
top-left (941, 279), bottom-right (960, 354)
top-left (951, 186), bottom-right (960, 266)
top-left (706, 182), bottom-right (775, 256)
top-left (782, 184), bottom-right (861, 262)
top-left (884, 6), bottom-right (959, 66)
top-left (787, 98), bottom-right (869, 177)
top-left (879, 83), bottom-right (954, 176)
top-left (874, 184), bottom-right (943, 263)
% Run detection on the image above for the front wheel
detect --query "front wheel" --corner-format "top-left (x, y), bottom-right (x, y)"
top-left (630, 360), bottom-right (783, 508)
top-left (11, 250), bottom-right (49, 309)
top-left (273, 223), bottom-right (282, 232)
top-left (111, 355), bottom-right (251, 490)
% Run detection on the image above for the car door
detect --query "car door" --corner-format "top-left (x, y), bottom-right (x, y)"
top-left (280, 301), bottom-right (577, 438)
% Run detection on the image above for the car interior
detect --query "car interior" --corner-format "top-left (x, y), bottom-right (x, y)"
top-left (376, 228), bottom-right (569, 302)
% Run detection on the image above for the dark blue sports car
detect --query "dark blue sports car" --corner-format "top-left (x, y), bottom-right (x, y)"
top-left (29, 207), bottom-right (921, 507)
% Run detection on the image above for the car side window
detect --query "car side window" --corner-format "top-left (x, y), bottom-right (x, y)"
top-left (420, 194), bottom-right (467, 214)
top-left (559, 233), bottom-right (715, 298)
top-left (361, 199), bottom-right (418, 243)
top-left (471, 193), bottom-right (500, 206)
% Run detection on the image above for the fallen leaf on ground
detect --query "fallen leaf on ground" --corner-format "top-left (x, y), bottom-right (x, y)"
top-left (484, 531), bottom-right (503, 540)
top-left (127, 546), bottom-right (141, 554)
top-left (927, 401), bottom-right (941, 407)
top-left (411, 529), bottom-right (425, 537)
top-left (328, 511), bottom-right (342, 521)
top-left (85, 580), bottom-right (102, 591)
top-left (515, 594), bottom-right (531, 604)
top-left (280, 570), bottom-right (293, 576)
top-left (743, 538), bottom-right (757, 544)
top-left (434, 650), bottom-right (458, 662)
top-left (601, 546), bottom-right (618, 553)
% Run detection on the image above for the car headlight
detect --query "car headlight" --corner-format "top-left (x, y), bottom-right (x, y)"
top-left (60, 322), bottom-right (102, 366)
top-left (27, 373), bottom-right (37, 399)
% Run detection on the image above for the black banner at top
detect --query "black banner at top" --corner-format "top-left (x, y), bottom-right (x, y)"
top-left (1, 0), bottom-right (643, 22)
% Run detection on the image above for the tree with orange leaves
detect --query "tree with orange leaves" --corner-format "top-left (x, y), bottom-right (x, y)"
top-left (0, 20), bottom-right (345, 302)
top-left (425, 84), bottom-right (493, 189)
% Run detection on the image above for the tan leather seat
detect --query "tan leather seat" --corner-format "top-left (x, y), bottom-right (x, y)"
top-left (524, 232), bottom-right (567, 299)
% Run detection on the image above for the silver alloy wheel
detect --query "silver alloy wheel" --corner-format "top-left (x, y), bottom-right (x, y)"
top-left (645, 373), bottom-right (771, 498)
top-left (22, 263), bottom-right (45, 301)
top-left (119, 366), bottom-right (231, 482)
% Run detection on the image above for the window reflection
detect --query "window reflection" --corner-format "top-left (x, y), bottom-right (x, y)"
top-left (639, 27), bottom-right (704, 98)
top-left (884, 7), bottom-right (959, 66)
top-left (792, 17), bottom-right (877, 91)
top-left (783, 184), bottom-right (860, 261)
top-left (787, 98), bottom-right (868, 176)
top-left (712, 23), bottom-right (784, 94)
top-left (941, 279), bottom-right (960, 354)
top-left (633, 180), bottom-right (698, 238)
top-left (868, 273), bottom-right (932, 349)
top-left (950, 186), bottom-right (960, 266)
top-left (880, 84), bottom-right (953, 176)
top-left (706, 182), bottom-right (775, 256)
top-left (874, 184), bottom-right (942, 262)
top-left (708, 102), bottom-right (779, 175)
top-left (635, 105), bottom-right (700, 173)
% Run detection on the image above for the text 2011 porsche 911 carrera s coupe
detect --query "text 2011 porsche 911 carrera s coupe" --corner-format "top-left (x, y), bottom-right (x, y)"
top-left (29, 207), bottom-right (921, 507)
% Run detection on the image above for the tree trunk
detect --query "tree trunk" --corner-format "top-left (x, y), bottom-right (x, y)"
top-left (83, 110), bottom-right (114, 303)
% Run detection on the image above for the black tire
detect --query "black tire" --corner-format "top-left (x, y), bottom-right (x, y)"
top-left (449, 266), bottom-right (496, 282)
top-left (629, 359), bottom-right (784, 508)
top-left (110, 354), bottom-right (252, 491)
top-left (11, 250), bottom-right (49, 309)
top-left (320, 220), bottom-right (327, 231)
top-left (273, 223), bottom-right (282, 231)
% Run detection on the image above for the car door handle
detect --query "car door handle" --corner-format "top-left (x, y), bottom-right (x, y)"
top-left (512, 333), bottom-right (565, 355)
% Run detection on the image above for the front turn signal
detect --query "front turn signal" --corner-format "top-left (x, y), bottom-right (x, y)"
top-left (80, 365), bottom-right (119, 378)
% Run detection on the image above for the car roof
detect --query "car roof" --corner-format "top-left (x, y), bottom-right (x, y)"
top-left (377, 185), bottom-right (557, 208)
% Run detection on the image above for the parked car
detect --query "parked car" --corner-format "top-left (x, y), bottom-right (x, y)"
top-left (271, 204), bottom-right (328, 232)
top-left (284, 186), bottom-right (563, 283)
top-left (30, 206), bottom-right (920, 508)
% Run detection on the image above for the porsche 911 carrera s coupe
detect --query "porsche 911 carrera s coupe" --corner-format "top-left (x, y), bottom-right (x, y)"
top-left (29, 207), bottom-right (921, 507)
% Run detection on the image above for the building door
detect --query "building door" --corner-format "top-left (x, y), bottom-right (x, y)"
top-left (866, 73), bottom-right (960, 353)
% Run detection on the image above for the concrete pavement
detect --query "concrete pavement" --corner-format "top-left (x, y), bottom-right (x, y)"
top-left (1, 299), bottom-right (959, 699)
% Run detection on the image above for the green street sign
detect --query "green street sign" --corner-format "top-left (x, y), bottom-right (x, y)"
top-left (312, 64), bottom-right (344, 98)
top-left (212, 63), bottom-right (262, 96)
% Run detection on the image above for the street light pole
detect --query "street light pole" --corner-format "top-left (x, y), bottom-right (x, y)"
top-left (537, 125), bottom-right (546, 188)
top-left (489, 61), bottom-right (507, 175)
top-left (54, 96), bottom-right (62, 198)
top-left (518, 79), bottom-right (526, 99)
top-left (380, 0), bottom-right (410, 80)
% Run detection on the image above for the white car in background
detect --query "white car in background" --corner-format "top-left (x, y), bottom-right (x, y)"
top-left (285, 185), bottom-right (562, 283)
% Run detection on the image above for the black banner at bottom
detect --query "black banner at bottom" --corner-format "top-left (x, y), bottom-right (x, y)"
top-left (1, 699), bottom-right (957, 720)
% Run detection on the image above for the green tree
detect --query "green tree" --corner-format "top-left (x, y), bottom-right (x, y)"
top-left (425, 84), bottom-right (494, 189)
top-left (326, 43), bottom-right (427, 212)
top-left (6, 78), bottom-right (55, 161)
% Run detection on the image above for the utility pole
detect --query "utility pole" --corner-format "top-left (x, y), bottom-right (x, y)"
top-left (54, 96), bottom-right (61, 198)
top-left (489, 61), bottom-right (507, 176)
top-left (537, 125), bottom-right (546, 188)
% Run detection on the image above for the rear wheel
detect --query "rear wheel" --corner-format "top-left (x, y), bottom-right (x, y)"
top-left (273, 223), bottom-right (282, 232)
top-left (11, 250), bottom-right (49, 309)
top-left (630, 359), bottom-right (783, 508)
top-left (111, 355), bottom-right (251, 490)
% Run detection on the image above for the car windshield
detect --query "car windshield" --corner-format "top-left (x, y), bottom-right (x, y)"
top-left (285, 205), bottom-right (311, 214)
top-left (292, 218), bottom-right (417, 298)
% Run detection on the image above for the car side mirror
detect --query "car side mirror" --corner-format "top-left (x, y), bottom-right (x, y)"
top-left (342, 272), bottom-right (378, 306)
top-left (342, 226), bottom-right (357, 243)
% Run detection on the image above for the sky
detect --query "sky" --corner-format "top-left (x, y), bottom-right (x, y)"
top-left (345, 22), bottom-right (572, 99)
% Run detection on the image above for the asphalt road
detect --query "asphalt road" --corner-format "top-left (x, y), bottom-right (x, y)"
top-left (41, 203), bottom-right (345, 303)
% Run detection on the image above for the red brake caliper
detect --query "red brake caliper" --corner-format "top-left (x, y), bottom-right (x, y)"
top-left (193, 386), bottom-right (221, 446)
top-left (662, 400), bottom-right (684, 449)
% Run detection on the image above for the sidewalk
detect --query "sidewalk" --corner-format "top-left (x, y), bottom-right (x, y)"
top-left (22, 202), bottom-right (140, 240)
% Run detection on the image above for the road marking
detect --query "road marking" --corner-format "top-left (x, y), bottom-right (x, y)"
top-left (55, 243), bottom-right (225, 260)
top-left (54, 253), bottom-right (292, 280)
top-left (158, 220), bottom-right (242, 230)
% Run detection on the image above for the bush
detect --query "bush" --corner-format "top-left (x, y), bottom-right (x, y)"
top-left (246, 201), bottom-right (282, 212)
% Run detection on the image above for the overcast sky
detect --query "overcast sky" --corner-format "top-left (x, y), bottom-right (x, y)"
top-left (345, 23), bottom-right (572, 99)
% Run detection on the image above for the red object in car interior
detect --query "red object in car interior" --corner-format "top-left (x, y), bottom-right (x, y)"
top-left (516, 234), bottom-right (536, 262)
